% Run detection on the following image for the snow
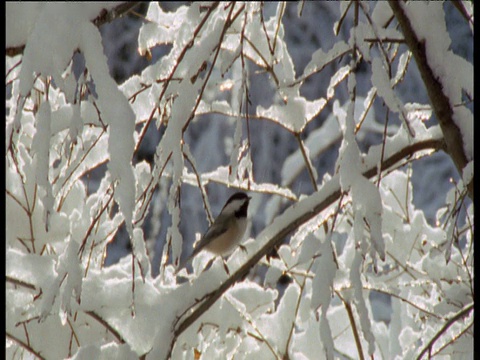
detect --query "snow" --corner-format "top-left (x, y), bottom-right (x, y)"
top-left (327, 65), bottom-right (350, 99)
top-left (256, 96), bottom-right (327, 133)
top-left (15, 3), bottom-right (119, 97)
top-left (6, 3), bottom-right (121, 49)
top-left (31, 101), bottom-right (54, 231)
top-left (6, 2), bottom-right (473, 359)
top-left (70, 343), bottom-right (138, 360)
top-left (371, 56), bottom-right (413, 137)
top-left (462, 160), bottom-right (474, 187)
top-left (137, 3), bottom-right (189, 57)
top-left (400, 1), bottom-right (473, 158)
top-left (81, 21), bottom-right (137, 238)
top-left (303, 41), bottom-right (350, 78)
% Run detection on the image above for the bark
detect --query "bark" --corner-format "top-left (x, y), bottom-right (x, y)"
top-left (388, 0), bottom-right (473, 200)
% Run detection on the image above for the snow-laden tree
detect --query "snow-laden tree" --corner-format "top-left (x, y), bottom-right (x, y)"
top-left (6, 2), bottom-right (473, 359)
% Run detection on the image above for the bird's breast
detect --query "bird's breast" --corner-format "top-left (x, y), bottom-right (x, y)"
top-left (204, 217), bottom-right (247, 256)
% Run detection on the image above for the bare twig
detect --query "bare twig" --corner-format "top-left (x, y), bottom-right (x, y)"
top-left (363, 37), bottom-right (405, 43)
top-left (259, 3), bottom-right (274, 56)
top-left (184, 149), bottom-right (213, 224)
top-left (6, 332), bottom-right (46, 360)
top-left (295, 133), bottom-right (318, 192)
top-left (271, 2), bottom-right (286, 55)
top-left (84, 311), bottom-right (126, 344)
top-left (415, 303), bottom-right (474, 360)
top-left (335, 1), bottom-right (353, 36)
top-left (284, 260), bottom-right (316, 357)
top-left (431, 319), bottom-right (473, 357)
top-left (182, 3), bottom-right (246, 134)
top-left (450, 0), bottom-right (474, 25)
top-left (240, 8), bottom-right (252, 187)
top-left (66, 317), bottom-right (80, 356)
top-left (359, 284), bottom-right (442, 320)
top-left (243, 35), bottom-right (280, 86)
top-left (7, 148), bottom-right (37, 253)
top-left (6, 276), bottom-right (37, 291)
top-left (78, 190), bottom-right (114, 260)
top-left (335, 291), bottom-right (365, 360)
top-left (376, 109), bottom-right (390, 187)
top-left (6, 59), bottom-right (23, 80)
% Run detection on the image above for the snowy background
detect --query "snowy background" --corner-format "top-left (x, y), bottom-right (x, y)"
top-left (6, 2), bottom-right (473, 359)
top-left (99, 1), bottom-right (472, 270)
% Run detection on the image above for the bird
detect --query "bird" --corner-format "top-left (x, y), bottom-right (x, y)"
top-left (178, 192), bottom-right (251, 273)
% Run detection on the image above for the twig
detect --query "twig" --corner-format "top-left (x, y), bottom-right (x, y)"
top-left (359, 1), bottom-right (415, 139)
top-left (7, 277), bottom-right (126, 344)
top-left (6, 276), bottom-right (37, 291)
top-left (415, 303), bottom-right (474, 360)
top-left (335, 1), bottom-right (353, 36)
top-left (376, 108), bottom-right (390, 187)
top-left (134, 150), bottom-right (172, 226)
top-left (134, 2), bottom-right (220, 157)
top-left (363, 37), bottom-right (405, 43)
top-left (78, 190), bottom-right (114, 260)
top-left (6, 58), bottom-right (22, 80)
top-left (360, 284), bottom-right (442, 320)
top-left (431, 319), bottom-right (473, 357)
top-left (84, 311), bottom-right (126, 344)
top-left (335, 291), bottom-right (365, 360)
top-left (181, 2), bottom-right (246, 134)
top-left (7, 148), bottom-right (37, 253)
top-left (184, 148), bottom-right (213, 224)
top-left (135, 3), bottom-right (244, 228)
top-left (259, 3), bottom-right (274, 56)
top-left (240, 8), bottom-right (252, 185)
top-left (6, 332), bottom-right (45, 360)
top-left (225, 295), bottom-right (281, 359)
top-left (243, 35), bottom-right (279, 86)
top-left (450, 0), bottom-right (474, 25)
top-left (271, 2), bottom-right (285, 55)
top-left (172, 137), bottom-right (444, 342)
top-left (66, 317), bottom-right (80, 355)
top-left (284, 260), bottom-right (316, 357)
top-left (295, 133), bottom-right (318, 192)
top-left (92, 2), bottom-right (142, 27)
top-left (388, 0), bottom-right (473, 200)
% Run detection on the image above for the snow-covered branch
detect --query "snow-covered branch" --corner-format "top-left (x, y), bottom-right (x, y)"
top-left (172, 133), bottom-right (444, 344)
top-left (6, 2), bottom-right (473, 359)
top-left (388, 0), bottom-right (474, 200)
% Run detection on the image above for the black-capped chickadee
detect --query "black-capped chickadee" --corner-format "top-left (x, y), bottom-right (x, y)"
top-left (179, 192), bottom-right (251, 271)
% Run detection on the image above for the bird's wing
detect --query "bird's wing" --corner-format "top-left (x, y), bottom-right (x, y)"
top-left (189, 217), bottom-right (229, 258)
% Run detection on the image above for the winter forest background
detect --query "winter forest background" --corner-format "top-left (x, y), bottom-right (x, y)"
top-left (6, 2), bottom-right (473, 359)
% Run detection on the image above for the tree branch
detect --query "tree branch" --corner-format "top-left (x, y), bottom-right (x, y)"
top-left (6, 276), bottom-right (127, 345)
top-left (6, 332), bottom-right (46, 360)
top-left (388, 1), bottom-right (473, 201)
top-left (415, 303), bottom-right (474, 360)
top-left (173, 136), bottom-right (445, 341)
